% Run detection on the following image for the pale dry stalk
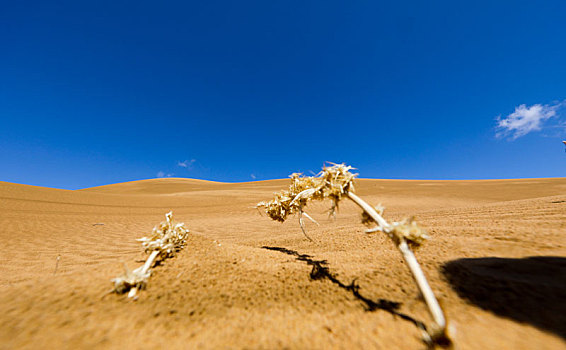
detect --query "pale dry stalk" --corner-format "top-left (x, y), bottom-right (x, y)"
top-left (346, 192), bottom-right (447, 343)
top-left (53, 255), bottom-right (61, 275)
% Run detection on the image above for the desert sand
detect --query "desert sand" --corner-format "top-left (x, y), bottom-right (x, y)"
top-left (0, 177), bottom-right (565, 349)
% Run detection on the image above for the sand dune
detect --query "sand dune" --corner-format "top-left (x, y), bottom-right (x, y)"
top-left (0, 177), bottom-right (565, 349)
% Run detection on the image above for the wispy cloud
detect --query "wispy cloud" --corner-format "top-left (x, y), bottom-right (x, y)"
top-left (156, 171), bottom-right (173, 178)
top-left (177, 159), bottom-right (196, 169)
top-left (496, 101), bottom-right (565, 139)
top-left (250, 174), bottom-right (256, 180)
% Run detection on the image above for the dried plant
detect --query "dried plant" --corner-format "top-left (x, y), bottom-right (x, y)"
top-left (257, 163), bottom-right (450, 346)
top-left (112, 211), bottom-right (189, 298)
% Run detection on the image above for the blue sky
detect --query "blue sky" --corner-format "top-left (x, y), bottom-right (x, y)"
top-left (1, 0), bottom-right (565, 189)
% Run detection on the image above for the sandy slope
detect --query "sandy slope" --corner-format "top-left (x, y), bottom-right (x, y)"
top-left (0, 177), bottom-right (565, 349)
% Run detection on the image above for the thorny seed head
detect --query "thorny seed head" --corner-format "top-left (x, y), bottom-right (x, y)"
top-left (388, 217), bottom-right (429, 248)
top-left (256, 163), bottom-right (357, 222)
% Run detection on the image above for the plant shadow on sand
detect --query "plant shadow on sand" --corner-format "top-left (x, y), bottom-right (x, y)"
top-left (262, 246), bottom-right (428, 332)
top-left (442, 256), bottom-right (566, 339)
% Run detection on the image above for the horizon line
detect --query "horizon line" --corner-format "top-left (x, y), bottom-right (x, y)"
top-left (2, 175), bottom-right (566, 192)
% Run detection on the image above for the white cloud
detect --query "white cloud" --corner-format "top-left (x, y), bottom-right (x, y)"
top-left (156, 171), bottom-right (173, 178)
top-left (177, 159), bottom-right (196, 168)
top-left (250, 174), bottom-right (256, 180)
top-left (496, 101), bottom-right (564, 139)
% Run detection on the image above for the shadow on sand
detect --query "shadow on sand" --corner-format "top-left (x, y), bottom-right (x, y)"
top-left (442, 256), bottom-right (566, 339)
top-left (262, 246), bottom-right (426, 330)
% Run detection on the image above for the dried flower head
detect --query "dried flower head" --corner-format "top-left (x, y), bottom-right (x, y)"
top-left (388, 217), bottom-right (429, 248)
top-left (256, 163), bottom-right (357, 240)
top-left (137, 211), bottom-right (189, 262)
top-left (257, 163), bottom-right (357, 222)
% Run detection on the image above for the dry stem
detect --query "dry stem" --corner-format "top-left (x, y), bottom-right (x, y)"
top-left (347, 192), bottom-right (447, 342)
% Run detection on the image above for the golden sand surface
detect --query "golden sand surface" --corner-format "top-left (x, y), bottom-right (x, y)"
top-left (0, 177), bottom-right (565, 349)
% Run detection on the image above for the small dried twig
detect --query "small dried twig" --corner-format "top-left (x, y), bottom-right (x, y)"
top-left (257, 163), bottom-right (450, 346)
top-left (53, 255), bottom-right (61, 275)
top-left (111, 211), bottom-right (189, 298)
